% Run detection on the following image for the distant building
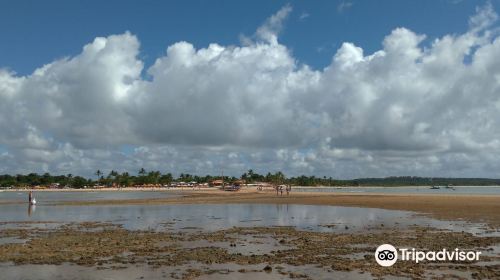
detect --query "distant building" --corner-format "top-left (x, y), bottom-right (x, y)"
top-left (210, 180), bottom-right (224, 187)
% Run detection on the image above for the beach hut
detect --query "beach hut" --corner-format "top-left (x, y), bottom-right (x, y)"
top-left (210, 180), bottom-right (224, 187)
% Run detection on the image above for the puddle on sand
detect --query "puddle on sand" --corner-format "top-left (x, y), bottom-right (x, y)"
top-left (0, 262), bottom-right (409, 280)
top-left (1, 203), bottom-right (495, 236)
top-left (0, 263), bottom-right (173, 280)
top-left (0, 236), bottom-right (27, 245)
top-left (164, 234), bottom-right (295, 256)
top-left (424, 268), bottom-right (475, 279)
top-left (196, 263), bottom-right (389, 280)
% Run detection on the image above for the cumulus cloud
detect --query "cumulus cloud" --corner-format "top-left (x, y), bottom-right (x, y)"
top-left (1, 4), bottom-right (500, 178)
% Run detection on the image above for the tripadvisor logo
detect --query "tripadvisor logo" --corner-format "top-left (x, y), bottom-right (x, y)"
top-left (375, 244), bottom-right (398, 267)
top-left (375, 244), bottom-right (481, 267)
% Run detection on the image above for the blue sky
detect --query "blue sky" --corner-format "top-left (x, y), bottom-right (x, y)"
top-left (1, 0), bottom-right (495, 75)
top-left (2, 1), bottom-right (500, 178)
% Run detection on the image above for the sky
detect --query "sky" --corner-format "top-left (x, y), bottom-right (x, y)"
top-left (1, 0), bottom-right (500, 178)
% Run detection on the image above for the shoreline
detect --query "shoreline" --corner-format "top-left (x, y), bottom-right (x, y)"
top-left (3, 189), bottom-right (498, 227)
top-left (2, 189), bottom-right (499, 279)
top-left (4, 184), bottom-right (500, 192)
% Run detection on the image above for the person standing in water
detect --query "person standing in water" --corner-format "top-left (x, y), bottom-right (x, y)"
top-left (28, 191), bottom-right (32, 203)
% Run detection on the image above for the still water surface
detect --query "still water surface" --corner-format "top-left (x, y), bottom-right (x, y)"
top-left (294, 186), bottom-right (500, 195)
top-left (1, 191), bottom-right (498, 280)
top-left (0, 190), bottom-right (175, 203)
top-left (0, 191), bottom-right (492, 235)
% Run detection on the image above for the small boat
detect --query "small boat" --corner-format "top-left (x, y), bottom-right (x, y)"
top-left (430, 186), bottom-right (440, 190)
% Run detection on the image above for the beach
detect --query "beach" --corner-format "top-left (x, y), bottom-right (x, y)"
top-left (16, 187), bottom-right (499, 227)
top-left (1, 188), bottom-right (499, 279)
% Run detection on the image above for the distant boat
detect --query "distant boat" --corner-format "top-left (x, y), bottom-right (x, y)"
top-left (430, 186), bottom-right (440, 190)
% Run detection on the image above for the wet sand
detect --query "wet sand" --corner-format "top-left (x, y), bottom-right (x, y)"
top-left (43, 189), bottom-right (500, 227)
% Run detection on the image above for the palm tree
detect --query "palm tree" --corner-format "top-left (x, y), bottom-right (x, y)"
top-left (95, 170), bottom-right (102, 186)
top-left (275, 171), bottom-right (285, 185)
top-left (120, 172), bottom-right (131, 187)
top-left (67, 173), bottom-right (73, 186)
top-left (160, 173), bottom-right (173, 185)
top-left (247, 169), bottom-right (255, 183)
top-left (147, 171), bottom-right (161, 184)
top-left (108, 170), bottom-right (119, 186)
top-left (138, 168), bottom-right (146, 176)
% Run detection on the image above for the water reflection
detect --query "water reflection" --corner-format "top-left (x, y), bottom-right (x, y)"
top-left (0, 202), bottom-right (493, 235)
top-left (294, 186), bottom-right (500, 195)
top-left (0, 190), bottom-right (178, 203)
top-left (0, 263), bottom-right (371, 280)
top-left (27, 204), bottom-right (35, 217)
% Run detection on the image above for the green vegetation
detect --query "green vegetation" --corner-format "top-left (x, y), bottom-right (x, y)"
top-left (0, 170), bottom-right (499, 188)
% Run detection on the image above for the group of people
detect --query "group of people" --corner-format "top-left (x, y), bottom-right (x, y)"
top-left (275, 185), bottom-right (291, 196)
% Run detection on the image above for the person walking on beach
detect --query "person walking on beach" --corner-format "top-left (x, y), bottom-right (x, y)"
top-left (279, 185), bottom-right (283, 196)
top-left (286, 185), bottom-right (290, 196)
top-left (276, 185), bottom-right (279, 196)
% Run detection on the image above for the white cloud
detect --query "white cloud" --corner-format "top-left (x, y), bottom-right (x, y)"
top-left (255, 4), bottom-right (293, 44)
top-left (299, 12), bottom-right (310, 21)
top-left (337, 1), bottom-right (353, 13)
top-left (1, 4), bottom-right (500, 178)
top-left (469, 1), bottom-right (498, 32)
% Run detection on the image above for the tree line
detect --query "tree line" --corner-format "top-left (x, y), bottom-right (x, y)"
top-left (1, 170), bottom-right (499, 188)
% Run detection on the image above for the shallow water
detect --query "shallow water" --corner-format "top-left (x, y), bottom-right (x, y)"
top-left (0, 190), bottom-right (177, 203)
top-left (0, 191), bottom-right (495, 235)
top-left (0, 263), bottom-right (394, 280)
top-left (1, 191), bottom-right (498, 279)
top-left (0, 201), bottom-right (495, 236)
top-left (293, 185), bottom-right (500, 195)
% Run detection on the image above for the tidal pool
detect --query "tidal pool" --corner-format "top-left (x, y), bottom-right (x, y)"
top-left (0, 201), bottom-right (495, 235)
top-left (0, 263), bottom-right (382, 280)
top-left (0, 190), bottom-right (177, 203)
top-left (1, 191), bottom-right (499, 279)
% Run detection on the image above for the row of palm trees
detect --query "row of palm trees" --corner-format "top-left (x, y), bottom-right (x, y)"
top-left (94, 169), bottom-right (174, 186)
top-left (93, 169), bottom-right (290, 187)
